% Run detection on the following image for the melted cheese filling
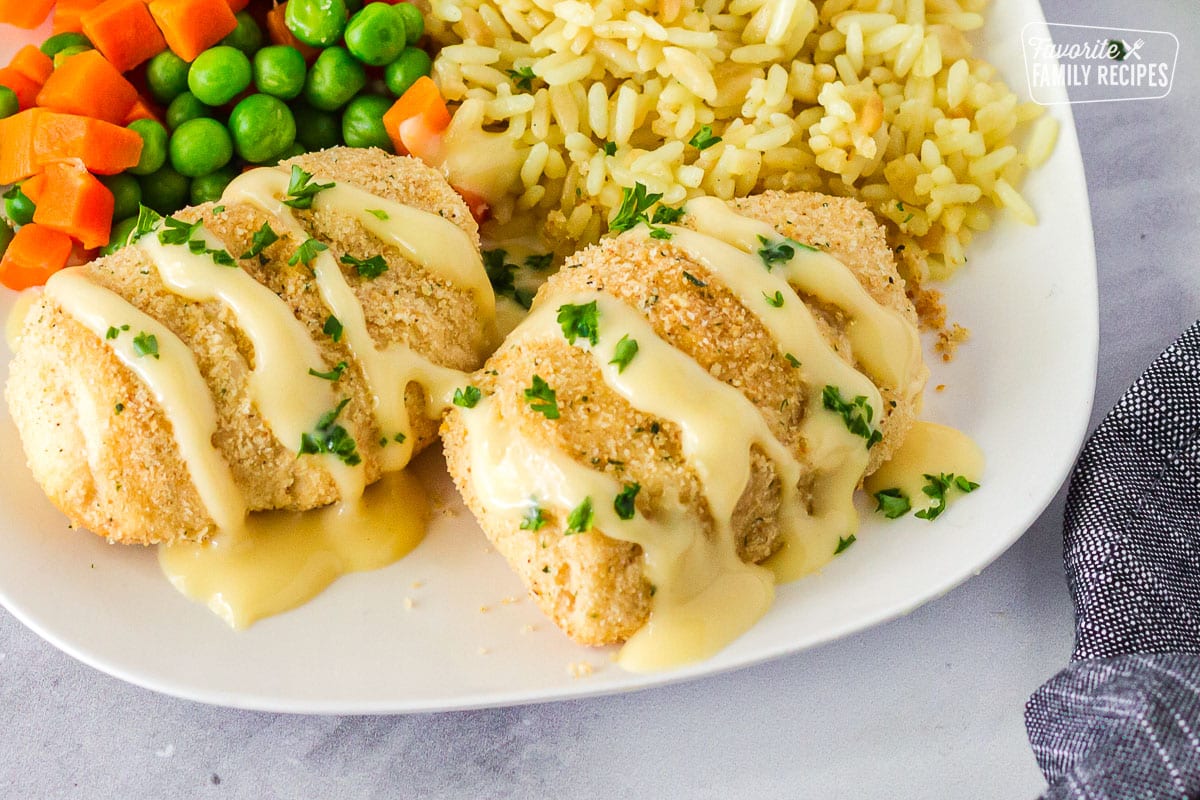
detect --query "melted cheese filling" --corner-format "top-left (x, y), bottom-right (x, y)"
top-left (42, 166), bottom-right (487, 628)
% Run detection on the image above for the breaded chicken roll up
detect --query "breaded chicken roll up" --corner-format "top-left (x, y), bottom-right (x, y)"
top-left (442, 191), bottom-right (928, 669)
top-left (6, 148), bottom-right (495, 545)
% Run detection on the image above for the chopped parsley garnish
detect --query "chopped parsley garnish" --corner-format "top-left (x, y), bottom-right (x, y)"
top-left (157, 215), bottom-right (201, 246)
top-left (105, 324), bottom-right (129, 340)
top-left (507, 65), bottom-right (536, 90)
top-left (610, 182), bottom-right (662, 233)
top-left (822, 385), bottom-right (882, 448)
top-left (757, 235), bottom-right (815, 269)
top-left (914, 473), bottom-right (980, 521)
top-left (520, 503), bottom-right (547, 531)
top-left (453, 385), bottom-right (482, 408)
top-left (341, 252), bottom-right (389, 279)
top-left (131, 205), bottom-right (163, 241)
top-left (682, 270), bottom-right (707, 287)
top-left (240, 222), bottom-right (279, 260)
top-left (764, 290), bottom-right (785, 308)
top-left (523, 375), bottom-right (560, 419)
top-left (688, 124), bottom-right (722, 151)
top-left (288, 237), bottom-right (328, 267)
top-left (524, 253), bottom-right (553, 271)
top-left (873, 488), bottom-right (912, 519)
top-left (834, 534), bottom-right (856, 554)
top-left (482, 248), bottom-right (516, 295)
top-left (309, 361), bottom-right (348, 381)
top-left (613, 482), bottom-right (640, 520)
top-left (157, 215), bottom-right (235, 266)
top-left (649, 227), bottom-right (672, 240)
top-left (114, 402), bottom-right (124, 414)
top-left (651, 206), bottom-right (685, 225)
top-left (784, 353), bottom-right (801, 369)
top-left (283, 165), bottom-right (334, 210)
top-left (323, 315), bottom-right (343, 342)
top-left (557, 300), bottom-right (599, 346)
top-left (394, 432), bottom-right (406, 443)
top-left (131, 332), bottom-right (159, 359)
top-left (365, 208), bottom-right (389, 220)
top-left (603, 141), bottom-right (617, 156)
top-left (565, 497), bottom-right (594, 534)
top-left (298, 397), bottom-right (361, 466)
top-left (609, 334), bottom-right (638, 372)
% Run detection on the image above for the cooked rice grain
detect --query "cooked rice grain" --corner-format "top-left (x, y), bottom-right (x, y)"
top-left (426, 0), bottom-right (1056, 283)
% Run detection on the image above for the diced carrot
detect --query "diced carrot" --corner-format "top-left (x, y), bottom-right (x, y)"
top-left (0, 108), bottom-right (45, 184)
top-left (0, 224), bottom-right (74, 291)
top-left (264, 3), bottom-right (320, 61)
top-left (33, 112), bottom-right (144, 174)
top-left (9, 46), bottom-right (54, 87)
top-left (82, 0), bottom-right (168, 73)
top-left (0, 68), bottom-right (41, 111)
top-left (32, 162), bottom-right (115, 250)
top-left (382, 77), bottom-right (452, 160)
top-left (147, 0), bottom-right (238, 62)
top-left (36, 50), bottom-right (138, 125)
top-left (454, 187), bottom-right (491, 225)
top-left (21, 173), bottom-right (47, 204)
top-left (52, 0), bottom-right (105, 33)
top-left (0, 0), bottom-right (55, 29)
top-left (124, 96), bottom-right (162, 124)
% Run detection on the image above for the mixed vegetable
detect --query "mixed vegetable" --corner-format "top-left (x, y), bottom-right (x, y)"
top-left (0, 0), bottom-right (454, 290)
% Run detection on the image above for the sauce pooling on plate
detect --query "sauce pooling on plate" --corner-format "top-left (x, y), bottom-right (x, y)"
top-left (34, 165), bottom-right (488, 628)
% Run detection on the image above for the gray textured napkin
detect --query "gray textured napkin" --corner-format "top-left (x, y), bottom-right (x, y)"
top-left (1026, 321), bottom-right (1200, 798)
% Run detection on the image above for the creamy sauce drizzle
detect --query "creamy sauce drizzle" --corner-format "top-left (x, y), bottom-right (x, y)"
top-left (159, 470), bottom-right (428, 628)
top-left (43, 268), bottom-right (246, 533)
top-left (137, 227), bottom-right (364, 498)
top-left (686, 196), bottom-right (925, 394)
top-left (864, 421), bottom-right (984, 514)
top-left (224, 168), bottom-right (472, 472)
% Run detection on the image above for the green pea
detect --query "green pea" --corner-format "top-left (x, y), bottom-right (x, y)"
top-left (100, 216), bottom-right (138, 256)
top-left (39, 32), bottom-right (91, 57)
top-left (394, 2), bottom-right (423, 45)
top-left (3, 184), bottom-right (34, 226)
top-left (253, 45), bottom-right (307, 100)
top-left (0, 218), bottom-right (13, 259)
top-left (285, 0), bottom-right (348, 47)
top-left (342, 94), bottom-right (394, 151)
top-left (0, 86), bottom-right (17, 120)
top-left (169, 118), bottom-right (234, 178)
top-left (383, 46), bottom-right (431, 97)
top-left (189, 165), bottom-right (238, 205)
top-left (220, 11), bottom-right (264, 55)
top-left (303, 47), bottom-right (366, 111)
top-left (229, 94), bottom-right (296, 163)
top-left (127, 119), bottom-right (170, 176)
top-left (146, 50), bottom-right (190, 104)
top-left (53, 45), bottom-right (91, 68)
top-left (292, 102), bottom-right (343, 150)
top-left (188, 46), bottom-right (252, 107)
top-left (138, 165), bottom-right (191, 215)
top-left (344, 4), bottom-right (408, 67)
top-left (165, 92), bottom-right (215, 131)
top-left (100, 174), bottom-right (142, 221)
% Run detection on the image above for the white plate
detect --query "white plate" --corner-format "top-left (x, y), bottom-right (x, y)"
top-left (0, 0), bottom-right (1095, 713)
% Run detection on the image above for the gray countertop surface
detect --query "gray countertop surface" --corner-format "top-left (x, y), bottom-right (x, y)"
top-left (2, 1), bottom-right (1197, 797)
